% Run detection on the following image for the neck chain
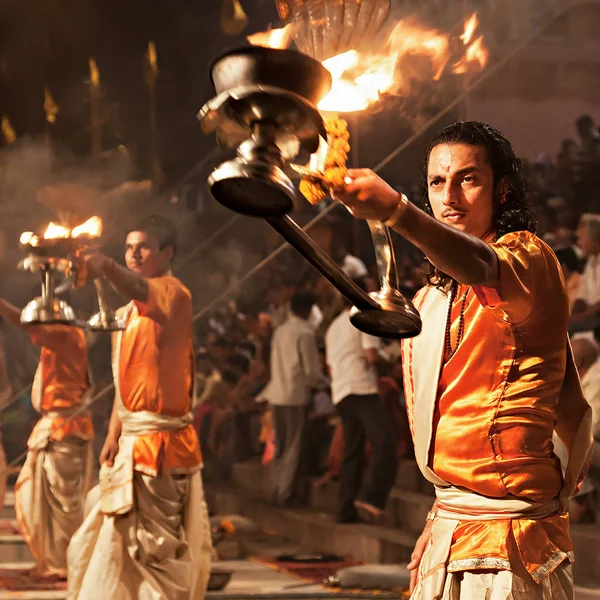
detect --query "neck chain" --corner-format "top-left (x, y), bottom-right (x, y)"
top-left (444, 282), bottom-right (470, 362)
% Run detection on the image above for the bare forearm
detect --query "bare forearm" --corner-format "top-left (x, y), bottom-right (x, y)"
top-left (106, 399), bottom-right (122, 442)
top-left (0, 298), bottom-right (23, 327)
top-left (102, 258), bottom-right (148, 303)
top-left (391, 202), bottom-right (499, 287)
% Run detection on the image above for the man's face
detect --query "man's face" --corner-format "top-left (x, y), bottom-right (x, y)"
top-left (125, 231), bottom-right (168, 278)
top-left (427, 143), bottom-right (496, 239)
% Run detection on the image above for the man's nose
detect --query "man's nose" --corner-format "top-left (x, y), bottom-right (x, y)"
top-left (442, 182), bottom-right (459, 206)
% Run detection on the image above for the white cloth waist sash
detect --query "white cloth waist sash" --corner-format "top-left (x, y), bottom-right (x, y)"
top-left (435, 485), bottom-right (559, 521)
top-left (118, 408), bottom-right (193, 436)
top-left (28, 407), bottom-right (91, 450)
top-left (100, 409), bottom-right (194, 516)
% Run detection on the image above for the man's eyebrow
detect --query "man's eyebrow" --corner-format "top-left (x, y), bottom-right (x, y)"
top-left (428, 165), bottom-right (481, 180)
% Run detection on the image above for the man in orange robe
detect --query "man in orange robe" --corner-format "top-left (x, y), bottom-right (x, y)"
top-left (67, 215), bottom-right (211, 600)
top-left (0, 299), bottom-right (93, 578)
top-left (334, 121), bottom-right (593, 599)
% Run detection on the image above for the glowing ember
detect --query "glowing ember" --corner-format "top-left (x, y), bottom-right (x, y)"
top-left (71, 216), bottom-right (103, 238)
top-left (247, 24), bottom-right (293, 50)
top-left (44, 222), bottom-right (71, 240)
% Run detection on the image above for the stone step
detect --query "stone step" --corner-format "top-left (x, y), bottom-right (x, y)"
top-left (395, 460), bottom-right (434, 496)
top-left (0, 492), bottom-right (15, 521)
top-left (206, 484), bottom-right (417, 565)
top-left (230, 458), bottom-right (433, 501)
top-left (571, 525), bottom-right (600, 585)
top-left (0, 563), bottom-right (66, 599)
top-left (384, 489), bottom-right (431, 536)
top-left (0, 533), bottom-right (33, 563)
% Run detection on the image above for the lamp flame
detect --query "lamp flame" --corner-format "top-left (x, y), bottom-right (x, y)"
top-left (20, 216), bottom-right (103, 247)
top-left (89, 58), bottom-right (100, 87)
top-left (20, 232), bottom-right (37, 246)
top-left (71, 216), bottom-right (103, 238)
top-left (461, 13), bottom-right (479, 45)
top-left (44, 222), bottom-right (71, 240)
top-left (248, 12), bottom-right (489, 113)
top-left (247, 24), bottom-right (293, 50)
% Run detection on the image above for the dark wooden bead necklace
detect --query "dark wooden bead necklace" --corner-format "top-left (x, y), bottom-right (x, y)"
top-left (444, 281), bottom-right (470, 362)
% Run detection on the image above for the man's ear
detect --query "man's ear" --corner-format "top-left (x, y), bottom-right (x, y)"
top-left (161, 246), bottom-right (174, 263)
top-left (497, 177), bottom-right (509, 204)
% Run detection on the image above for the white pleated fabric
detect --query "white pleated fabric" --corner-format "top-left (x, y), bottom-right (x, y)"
top-left (439, 561), bottom-right (573, 600)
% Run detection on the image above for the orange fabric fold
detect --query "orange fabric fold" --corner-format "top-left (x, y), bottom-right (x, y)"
top-left (116, 276), bottom-right (202, 474)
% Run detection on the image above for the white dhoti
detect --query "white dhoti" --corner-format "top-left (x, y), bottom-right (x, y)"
top-left (14, 413), bottom-right (93, 576)
top-left (67, 410), bottom-right (212, 600)
top-left (439, 563), bottom-right (573, 600)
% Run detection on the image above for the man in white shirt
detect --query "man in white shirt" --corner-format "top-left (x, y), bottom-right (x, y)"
top-left (263, 292), bottom-right (323, 505)
top-left (570, 213), bottom-right (600, 333)
top-left (332, 244), bottom-right (369, 279)
top-left (325, 284), bottom-right (396, 523)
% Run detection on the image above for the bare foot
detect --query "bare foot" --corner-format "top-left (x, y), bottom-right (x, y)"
top-left (354, 500), bottom-right (384, 523)
top-left (28, 566), bottom-right (66, 580)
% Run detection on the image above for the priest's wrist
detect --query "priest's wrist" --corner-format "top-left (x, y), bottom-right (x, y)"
top-left (102, 257), bottom-right (117, 279)
top-left (382, 192), bottom-right (409, 228)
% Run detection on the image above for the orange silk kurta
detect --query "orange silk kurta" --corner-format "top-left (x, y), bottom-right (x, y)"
top-left (29, 325), bottom-right (93, 442)
top-left (116, 275), bottom-right (201, 476)
top-left (402, 231), bottom-right (588, 582)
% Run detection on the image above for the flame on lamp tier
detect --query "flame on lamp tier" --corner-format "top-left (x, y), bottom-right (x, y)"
top-left (20, 216), bottom-right (103, 247)
top-left (247, 24), bottom-right (294, 50)
top-left (71, 216), bottom-right (103, 238)
top-left (247, 13), bottom-right (489, 113)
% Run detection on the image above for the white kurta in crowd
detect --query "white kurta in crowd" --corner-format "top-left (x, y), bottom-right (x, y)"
top-left (325, 308), bottom-right (380, 405)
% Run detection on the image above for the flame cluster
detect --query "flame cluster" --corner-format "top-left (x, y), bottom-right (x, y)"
top-left (248, 13), bottom-right (489, 113)
top-left (20, 216), bottom-right (103, 247)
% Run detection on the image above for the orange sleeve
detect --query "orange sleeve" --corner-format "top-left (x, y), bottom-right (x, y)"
top-left (472, 231), bottom-right (558, 324)
top-left (134, 276), bottom-right (190, 326)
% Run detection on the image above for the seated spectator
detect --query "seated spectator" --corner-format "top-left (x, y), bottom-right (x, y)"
top-left (570, 214), bottom-right (600, 333)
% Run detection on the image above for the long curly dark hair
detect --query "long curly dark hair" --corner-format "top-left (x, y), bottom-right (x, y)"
top-left (421, 121), bottom-right (537, 291)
